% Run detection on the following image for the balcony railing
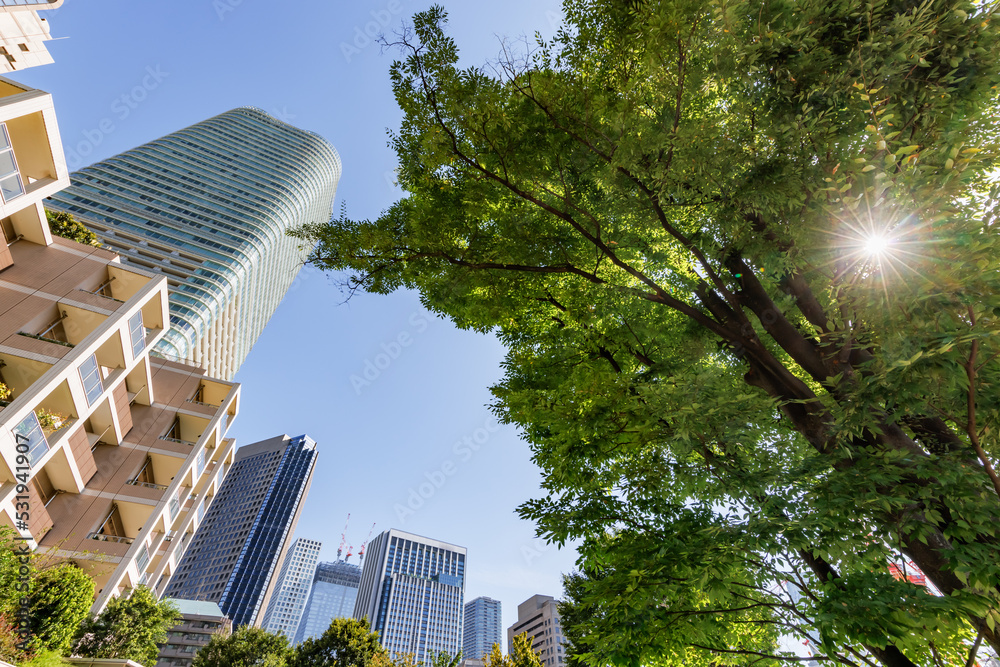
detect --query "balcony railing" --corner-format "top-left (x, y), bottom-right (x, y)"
top-left (185, 398), bottom-right (220, 408)
top-left (88, 533), bottom-right (134, 545)
top-left (17, 331), bottom-right (74, 348)
top-left (159, 435), bottom-right (197, 446)
top-left (126, 479), bottom-right (168, 491)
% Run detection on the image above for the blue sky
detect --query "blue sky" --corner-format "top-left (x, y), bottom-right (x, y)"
top-left (14, 0), bottom-right (578, 638)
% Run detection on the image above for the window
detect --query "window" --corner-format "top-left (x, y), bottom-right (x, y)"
top-left (17, 44), bottom-right (28, 52)
top-left (169, 491), bottom-right (180, 519)
top-left (137, 542), bottom-right (150, 571)
top-left (128, 311), bottom-right (145, 358)
top-left (13, 411), bottom-right (48, 466)
top-left (79, 354), bottom-right (103, 406)
top-left (0, 124), bottom-right (22, 202)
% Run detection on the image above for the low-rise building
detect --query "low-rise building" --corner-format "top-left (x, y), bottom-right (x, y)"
top-left (155, 598), bottom-right (232, 667)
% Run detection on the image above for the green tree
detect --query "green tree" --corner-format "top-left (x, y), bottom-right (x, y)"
top-left (299, 1), bottom-right (1000, 664)
top-left (483, 636), bottom-right (542, 667)
top-left (193, 625), bottom-right (291, 667)
top-left (44, 209), bottom-right (100, 247)
top-left (18, 649), bottom-right (70, 667)
top-left (25, 564), bottom-right (94, 654)
top-left (73, 586), bottom-right (178, 667)
top-left (0, 527), bottom-right (32, 664)
top-left (291, 617), bottom-right (385, 667)
top-left (429, 651), bottom-right (461, 667)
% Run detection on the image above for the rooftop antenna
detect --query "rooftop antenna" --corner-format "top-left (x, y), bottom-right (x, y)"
top-left (358, 522), bottom-right (376, 564)
top-left (336, 513), bottom-right (350, 561)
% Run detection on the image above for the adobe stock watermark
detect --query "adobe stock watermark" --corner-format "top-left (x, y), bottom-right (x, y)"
top-left (213, 0), bottom-right (244, 21)
top-left (350, 312), bottom-right (429, 395)
top-left (341, 0), bottom-right (405, 63)
top-left (65, 65), bottom-right (169, 169)
top-left (521, 537), bottom-right (554, 567)
top-left (394, 416), bottom-right (500, 523)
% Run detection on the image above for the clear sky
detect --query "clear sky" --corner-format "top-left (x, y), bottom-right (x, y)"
top-left (14, 0), bottom-right (577, 639)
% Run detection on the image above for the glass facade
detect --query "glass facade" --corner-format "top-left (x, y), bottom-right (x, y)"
top-left (293, 560), bottom-right (361, 645)
top-left (47, 108), bottom-right (341, 380)
top-left (164, 435), bottom-right (318, 627)
top-left (260, 537), bottom-right (323, 641)
top-left (463, 596), bottom-right (502, 661)
top-left (355, 530), bottom-right (466, 664)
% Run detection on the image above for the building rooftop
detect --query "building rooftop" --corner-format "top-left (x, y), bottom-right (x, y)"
top-left (165, 598), bottom-right (226, 618)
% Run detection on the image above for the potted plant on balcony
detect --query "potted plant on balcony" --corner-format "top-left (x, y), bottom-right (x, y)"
top-left (0, 381), bottom-right (10, 406)
top-left (36, 408), bottom-right (67, 433)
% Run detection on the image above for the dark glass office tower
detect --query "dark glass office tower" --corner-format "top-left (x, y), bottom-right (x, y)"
top-left (164, 434), bottom-right (318, 627)
top-left (46, 108), bottom-right (341, 380)
top-left (354, 529), bottom-right (466, 663)
top-left (293, 560), bottom-right (361, 644)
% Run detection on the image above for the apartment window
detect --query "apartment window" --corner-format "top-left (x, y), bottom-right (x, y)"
top-left (136, 542), bottom-right (150, 571)
top-left (79, 354), bottom-right (104, 406)
top-left (169, 491), bottom-right (180, 519)
top-left (12, 411), bottom-right (48, 466)
top-left (0, 124), bottom-right (23, 202)
top-left (128, 311), bottom-right (145, 357)
top-left (17, 44), bottom-right (28, 52)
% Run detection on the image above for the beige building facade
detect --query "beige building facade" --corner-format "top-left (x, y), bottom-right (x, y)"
top-left (0, 0), bottom-right (62, 74)
top-left (507, 595), bottom-right (567, 667)
top-left (0, 78), bottom-right (241, 614)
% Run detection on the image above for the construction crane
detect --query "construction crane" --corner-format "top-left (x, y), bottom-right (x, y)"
top-left (358, 522), bottom-right (376, 564)
top-left (336, 513), bottom-right (350, 561)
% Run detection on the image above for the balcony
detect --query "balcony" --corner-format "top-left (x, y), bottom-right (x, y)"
top-left (158, 435), bottom-right (196, 447)
top-left (88, 533), bottom-right (133, 545)
top-left (126, 479), bottom-right (168, 492)
top-left (18, 317), bottom-right (73, 348)
top-left (78, 275), bottom-right (124, 304)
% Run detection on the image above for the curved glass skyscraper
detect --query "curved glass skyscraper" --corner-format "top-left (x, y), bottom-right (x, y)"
top-left (47, 107), bottom-right (341, 379)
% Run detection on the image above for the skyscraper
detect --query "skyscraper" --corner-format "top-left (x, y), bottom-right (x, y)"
top-left (294, 560), bottom-right (361, 645)
top-left (164, 434), bottom-right (318, 627)
top-left (260, 537), bottom-right (322, 641)
top-left (463, 596), bottom-right (502, 661)
top-left (354, 529), bottom-right (466, 664)
top-left (46, 107), bottom-right (341, 380)
top-left (507, 595), bottom-right (566, 667)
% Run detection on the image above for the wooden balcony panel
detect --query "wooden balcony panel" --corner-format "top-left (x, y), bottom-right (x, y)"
top-left (67, 425), bottom-right (96, 485)
top-left (112, 380), bottom-right (132, 436)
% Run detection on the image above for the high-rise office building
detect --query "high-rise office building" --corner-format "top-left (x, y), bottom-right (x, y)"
top-left (354, 529), bottom-right (466, 664)
top-left (164, 434), bottom-right (318, 627)
top-left (507, 595), bottom-right (566, 667)
top-left (294, 560), bottom-right (361, 645)
top-left (0, 76), bottom-right (240, 614)
top-left (46, 107), bottom-right (341, 380)
top-left (0, 0), bottom-right (62, 73)
top-left (463, 596), bottom-right (502, 661)
top-left (260, 538), bottom-right (322, 640)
